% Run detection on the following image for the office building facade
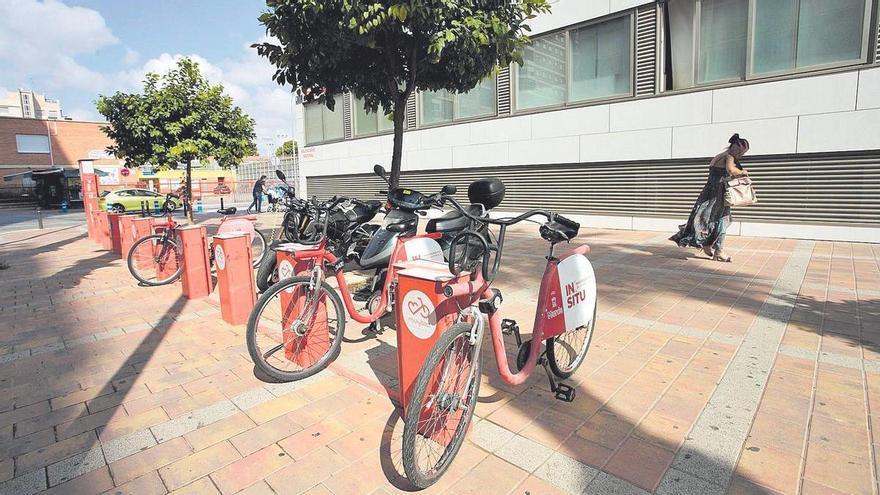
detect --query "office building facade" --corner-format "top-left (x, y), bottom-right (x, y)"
top-left (294, 0), bottom-right (880, 242)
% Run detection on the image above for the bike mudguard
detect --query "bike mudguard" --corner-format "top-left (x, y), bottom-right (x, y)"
top-left (538, 245), bottom-right (596, 340)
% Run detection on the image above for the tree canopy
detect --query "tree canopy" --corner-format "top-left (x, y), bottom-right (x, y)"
top-left (275, 139), bottom-right (298, 157)
top-left (254, 0), bottom-right (550, 186)
top-left (97, 58), bottom-right (257, 218)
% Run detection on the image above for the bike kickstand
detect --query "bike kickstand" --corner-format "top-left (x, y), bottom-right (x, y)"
top-left (540, 359), bottom-right (576, 402)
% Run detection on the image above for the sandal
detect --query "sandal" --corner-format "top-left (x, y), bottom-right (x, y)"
top-left (713, 249), bottom-right (731, 263)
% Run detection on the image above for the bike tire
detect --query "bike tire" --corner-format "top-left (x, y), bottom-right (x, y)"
top-left (546, 302), bottom-right (596, 379)
top-left (127, 234), bottom-right (183, 286)
top-left (246, 276), bottom-right (345, 382)
top-left (251, 229), bottom-right (268, 268)
top-left (402, 322), bottom-right (481, 489)
top-left (255, 253), bottom-right (277, 293)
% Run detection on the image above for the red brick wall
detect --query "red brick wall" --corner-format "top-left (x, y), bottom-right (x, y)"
top-left (0, 117), bottom-right (122, 168)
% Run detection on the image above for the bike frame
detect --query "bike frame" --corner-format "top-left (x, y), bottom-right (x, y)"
top-left (287, 232), bottom-right (446, 324)
top-left (441, 243), bottom-right (590, 385)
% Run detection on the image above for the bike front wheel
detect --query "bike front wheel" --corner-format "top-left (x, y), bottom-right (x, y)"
top-left (246, 276), bottom-right (345, 382)
top-left (127, 234), bottom-right (183, 286)
top-left (546, 302), bottom-right (596, 379)
top-left (402, 322), bottom-right (481, 489)
top-left (255, 253), bottom-right (277, 293)
top-left (251, 228), bottom-right (268, 268)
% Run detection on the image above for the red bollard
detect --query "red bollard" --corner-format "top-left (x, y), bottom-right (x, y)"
top-left (108, 213), bottom-right (123, 255)
top-left (214, 232), bottom-right (256, 325)
top-left (95, 211), bottom-right (112, 250)
top-left (395, 259), bottom-right (472, 443)
top-left (118, 215), bottom-right (136, 259)
top-left (276, 244), bottom-right (328, 367)
top-left (178, 225), bottom-right (213, 299)
top-left (130, 218), bottom-right (154, 270)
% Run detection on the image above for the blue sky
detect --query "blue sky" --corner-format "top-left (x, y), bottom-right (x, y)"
top-left (0, 0), bottom-right (294, 156)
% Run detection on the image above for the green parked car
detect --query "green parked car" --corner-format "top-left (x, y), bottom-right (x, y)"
top-left (98, 189), bottom-right (183, 213)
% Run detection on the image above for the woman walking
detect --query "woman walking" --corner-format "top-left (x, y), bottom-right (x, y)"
top-left (670, 134), bottom-right (750, 262)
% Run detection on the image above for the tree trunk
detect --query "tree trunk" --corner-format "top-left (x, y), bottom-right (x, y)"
top-left (389, 95), bottom-right (408, 189)
top-left (185, 159), bottom-right (193, 222)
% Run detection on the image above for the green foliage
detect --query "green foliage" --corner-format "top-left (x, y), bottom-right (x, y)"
top-left (96, 58), bottom-right (257, 171)
top-left (275, 139), bottom-right (298, 156)
top-left (254, 0), bottom-right (550, 185)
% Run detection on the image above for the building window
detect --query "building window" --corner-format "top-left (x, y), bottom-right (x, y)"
top-left (752, 0), bottom-right (868, 75)
top-left (353, 96), bottom-right (395, 136)
top-left (516, 14), bottom-right (633, 110)
top-left (569, 16), bottom-right (633, 101)
top-left (698, 0), bottom-right (748, 83)
top-left (420, 76), bottom-right (497, 125)
top-left (666, 0), bottom-right (872, 89)
top-left (516, 32), bottom-right (567, 109)
top-left (15, 134), bottom-right (50, 154)
top-left (303, 95), bottom-right (344, 145)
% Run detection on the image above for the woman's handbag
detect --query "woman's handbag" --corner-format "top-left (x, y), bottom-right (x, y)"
top-left (725, 176), bottom-right (757, 206)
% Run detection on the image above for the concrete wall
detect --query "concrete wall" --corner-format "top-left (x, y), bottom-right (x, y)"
top-left (298, 66), bottom-right (880, 178)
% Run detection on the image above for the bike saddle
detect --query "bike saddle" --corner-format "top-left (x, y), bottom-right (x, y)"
top-left (426, 205), bottom-right (484, 233)
top-left (217, 207), bottom-right (237, 215)
top-left (540, 216), bottom-right (580, 243)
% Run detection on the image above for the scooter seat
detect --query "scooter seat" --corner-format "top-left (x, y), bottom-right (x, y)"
top-left (217, 207), bottom-right (237, 215)
top-left (426, 205), bottom-right (483, 233)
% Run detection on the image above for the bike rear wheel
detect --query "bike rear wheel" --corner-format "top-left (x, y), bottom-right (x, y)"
top-left (246, 276), bottom-right (345, 382)
top-left (127, 234), bottom-right (183, 286)
top-left (546, 303), bottom-right (596, 379)
top-left (402, 322), bottom-right (481, 489)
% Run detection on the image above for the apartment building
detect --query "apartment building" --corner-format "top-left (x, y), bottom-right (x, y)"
top-left (0, 89), bottom-right (64, 120)
top-left (294, 0), bottom-right (880, 243)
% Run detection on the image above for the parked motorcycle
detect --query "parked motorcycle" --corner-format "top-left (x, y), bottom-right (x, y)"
top-left (256, 169), bottom-right (382, 292)
top-left (351, 165), bottom-right (502, 312)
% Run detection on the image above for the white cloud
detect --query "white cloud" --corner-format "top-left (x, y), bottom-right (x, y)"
top-left (122, 47), bottom-right (140, 66)
top-left (0, 0), bottom-right (118, 90)
top-left (65, 107), bottom-right (101, 122)
top-left (0, 0), bottom-right (292, 157)
top-left (119, 44), bottom-right (296, 157)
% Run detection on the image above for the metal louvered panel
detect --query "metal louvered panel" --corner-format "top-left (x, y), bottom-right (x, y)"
top-left (875, 11), bottom-right (880, 64)
top-left (342, 93), bottom-right (353, 139)
top-left (307, 152), bottom-right (880, 226)
top-left (497, 65), bottom-right (512, 115)
top-left (405, 93), bottom-right (417, 129)
top-left (634, 4), bottom-right (659, 97)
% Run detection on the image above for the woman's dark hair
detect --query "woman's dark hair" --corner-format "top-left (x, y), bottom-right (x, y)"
top-left (728, 133), bottom-right (749, 149)
top-left (260, 175), bottom-right (267, 180)
top-left (728, 133), bottom-right (750, 155)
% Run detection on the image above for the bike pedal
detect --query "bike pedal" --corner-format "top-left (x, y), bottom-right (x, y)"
top-left (500, 318), bottom-right (517, 335)
top-left (553, 383), bottom-right (576, 403)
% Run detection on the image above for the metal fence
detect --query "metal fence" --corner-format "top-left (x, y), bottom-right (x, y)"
top-left (235, 156), bottom-right (300, 203)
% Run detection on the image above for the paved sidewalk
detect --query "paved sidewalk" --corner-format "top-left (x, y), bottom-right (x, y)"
top-left (0, 223), bottom-right (877, 494)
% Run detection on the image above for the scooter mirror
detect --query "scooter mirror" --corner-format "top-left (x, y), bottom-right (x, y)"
top-left (442, 184), bottom-right (457, 195)
top-left (275, 170), bottom-right (286, 181)
top-left (373, 164), bottom-right (387, 178)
